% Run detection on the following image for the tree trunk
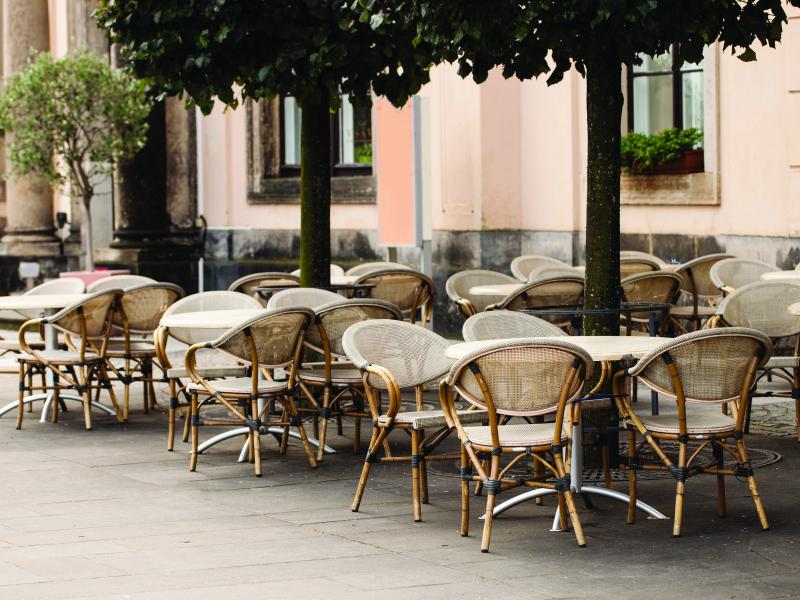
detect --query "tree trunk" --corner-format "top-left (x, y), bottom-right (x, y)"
top-left (299, 95), bottom-right (332, 288)
top-left (583, 57), bottom-right (624, 335)
top-left (82, 196), bottom-right (94, 272)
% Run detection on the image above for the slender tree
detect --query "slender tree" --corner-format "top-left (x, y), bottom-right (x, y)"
top-left (373, 0), bottom-right (800, 333)
top-left (97, 1), bottom-right (436, 287)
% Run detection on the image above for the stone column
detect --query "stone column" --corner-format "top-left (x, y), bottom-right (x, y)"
top-left (0, 0), bottom-right (59, 255)
top-left (165, 96), bottom-right (197, 230)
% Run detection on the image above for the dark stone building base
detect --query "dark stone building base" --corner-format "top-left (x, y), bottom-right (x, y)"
top-left (0, 254), bottom-right (82, 295)
top-left (96, 242), bottom-right (200, 295)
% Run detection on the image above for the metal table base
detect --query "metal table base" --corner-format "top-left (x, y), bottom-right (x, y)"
top-left (0, 392), bottom-right (117, 422)
top-left (196, 427), bottom-right (336, 462)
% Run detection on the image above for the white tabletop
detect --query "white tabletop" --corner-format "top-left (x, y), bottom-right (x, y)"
top-left (789, 303), bottom-right (800, 316)
top-left (761, 271), bottom-right (800, 281)
top-left (0, 294), bottom-right (88, 311)
top-left (445, 335), bottom-right (667, 362)
top-left (160, 309), bottom-right (265, 329)
top-left (469, 283), bottom-right (523, 297)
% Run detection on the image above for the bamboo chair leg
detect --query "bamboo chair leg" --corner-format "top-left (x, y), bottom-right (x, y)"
top-left (411, 429), bottom-right (422, 522)
top-left (182, 390), bottom-right (192, 443)
top-left (352, 426), bottom-right (387, 512)
top-left (480, 455), bottom-right (500, 553)
top-left (80, 365), bottom-right (93, 431)
top-left (460, 445), bottom-right (470, 536)
top-left (122, 359), bottom-right (131, 422)
top-left (25, 370), bottom-right (33, 413)
top-left (673, 441), bottom-right (687, 537)
top-left (167, 378), bottom-right (177, 451)
top-left (556, 493), bottom-right (569, 530)
top-left (316, 387), bottom-right (331, 463)
top-left (420, 454), bottom-right (429, 505)
top-left (627, 429), bottom-right (637, 524)
top-left (533, 454), bottom-right (543, 506)
top-left (141, 361), bottom-right (150, 415)
top-left (562, 490), bottom-right (586, 547)
top-left (475, 458), bottom-right (489, 496)
top-left (189, 393), bottom-right (199, 472)
top-left (99, 364), bottom-right (122, 422)
top-left (286, 398), bottom-right (317, 468)
top-left (52, 374), bottom-right (61, 423)
top-left (736, 439), bottom-right (769, 530)
top-left (713, 442), bottom-right (726, 518)
top-left (251, 397), bottom-right (262, 477)
top-left (16, 363), bottom-right (25, 430)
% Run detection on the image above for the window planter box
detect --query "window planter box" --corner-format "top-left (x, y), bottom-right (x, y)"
top-left (633, 149), bottom-right (705, 175)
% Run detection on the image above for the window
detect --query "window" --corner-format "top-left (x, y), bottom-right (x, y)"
top-left (280, 95), bottom-right (373, 176)
top-left (627, 44), bottom-right (704, 135)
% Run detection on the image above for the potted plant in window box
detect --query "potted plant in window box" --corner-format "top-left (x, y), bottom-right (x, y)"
top-left (621, 127), bottom-right (704, 175)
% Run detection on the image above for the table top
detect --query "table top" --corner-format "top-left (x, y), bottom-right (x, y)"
top-left (160, 309), bottom-right (265, 329)
top-left (761, 271), bottom-right (800, 281)
top-left (469, 283), bottom-right (523, 296)
top-left (789, 303), bottom-right (800, 316)
top-left (0, 294), bottom-right (88, 311)
top-left (445, 335), bottom-right (667, 362)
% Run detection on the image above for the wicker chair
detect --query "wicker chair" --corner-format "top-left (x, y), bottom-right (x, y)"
top-left (16, 290), bottom-right (123, 430)
top-left (105, 283), bottom-right (185, 421)
top-left (342, 320), bottom-right (485, 522)
top-left (709, 258), bottom-right (778, 295)
top-left (154, 291), bottom-right (261, 451)
top-left (296, 299), bottom-right (403, 461)
top-left (620, 250), bottom-right (667, 266)
top-left (671, 253), bottom-right (734, 332)
top-left (442, 338), bottom-right (592, 552)
top-left (462, 310), bottom-right (566, 341)
top-left (528, 265), bottom-right (584, 282)
top-left (445, 270), bottom-right (519, 319)
top-left (620, 256), bottom-right (661, 279)
top-left (620, 271), bottom-right (682, 335)
top-left (87, 275), bottom-right (156, 292)
top-left (227, 272), bottom-right (300, 305)
top-left (486, 275), bottom-right (584, 330)
top-left (346, 262), bottom-right (412, 277)
top-left (265, 287), bottom-right (347, 310)
top-left (354, 269), bottom-right (435, 325)
top-left (710, 280), bottom-right (800, 439)
top-left (290, 264), bottom-right (345, 277)
top-left (510, 255), bottom-right (569, 282)
top-left (613, 328), bottom-right (772, 537)
top-left (185, 308), bottom-right (317, 476)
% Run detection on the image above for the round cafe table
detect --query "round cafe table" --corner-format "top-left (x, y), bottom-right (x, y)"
top-left (0, 294), bottom-right (119, 422)
top-left (445, 335), bottom-right (669, 528)
top-left (159, 309), bottom-right (335, 459)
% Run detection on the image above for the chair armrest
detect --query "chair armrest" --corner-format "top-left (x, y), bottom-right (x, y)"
top-left (18, 318), bottom-right (44, 356)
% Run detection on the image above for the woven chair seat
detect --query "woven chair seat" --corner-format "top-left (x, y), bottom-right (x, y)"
top-left (463, 423), bottom-right (567, 448)
top-left (186, 377), bottom-right (288, 395)
top-left (670, 305), bottom-right (717, 318)
top-left (764, 356), bottom-right (800, 368)
top-left (378, 409), bottom-right (486, 430)
top-left (630, 407), bottom-right (735, 435)
top-left (18, 350), bottom-right (102, 364)
top-left (0, 339), bottom-right (45, 351)
top-left (166, 365), bottom-right (248, 379)
top-left (105, 341), bottom-right (157, 358)
top-left (299, 365), bottom-right (363, 384)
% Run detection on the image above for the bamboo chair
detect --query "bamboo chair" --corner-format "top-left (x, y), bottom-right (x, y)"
top-left (346, 262), bottom-right (412, 277)
top-left (462, 310), bottom-right (566, 341)
top-left (670, 253), bottom-right (734, 332)
top-left (614, 328), bottom-right (772, 537)
top-left (87, 275), bottom-right (156, 292)
top-left (620, 256), bottom-right (661, 279)
top-left (16, 290), bottom-right (123, 430)
top-left (227, 272), bottom-right (300, 305)
top-left (621, 250), bottom-right (667, 266)
top-left (709, 258), bottom-right (778, 296)
top-left (296, 299), bottom-right (403, 461)
top-left (154, 291), bottom-right (261, 451)
top-left (442, 338), bottom-right (591, 552)
top-left (342, 319), bottom-right (485, 522)
top-left (510, 255), bottom-right (569, 282)
top-left (445, 269), bottom-right (519, 319)
top-left (529, 266), bottom-right (584, 282)
top-left (105, 283), bottom-right (185, 421)
top-left (290, 264), bottom-right (345, 277)
top-left (354, 269), bottom-right (435, 326)
top-left (710, 280), bottom-right (800, 439)
top-left (485, 275), bottom-right (584, 331)
top-left (185, 308), bottom-right (317, 476)
top-left (620, 271), bottom-right (681, 335)
top-left (266, 287), bottom-right (347, 310)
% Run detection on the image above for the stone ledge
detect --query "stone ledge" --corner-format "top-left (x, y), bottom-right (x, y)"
top-left (248, 175), bottom-right (376, 205)
top-left (621, 171), bottom-right (719, 206)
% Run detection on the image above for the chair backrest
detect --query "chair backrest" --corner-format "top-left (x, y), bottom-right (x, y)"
top-left (306, 299), bottom-right (403, 358)
top-left (212, 308), bottom-right (315, 368)
top-left (227, 272), bottom-right (300, 297)
top-left (620, 250), bottom-right (666, 266)
top-left (621, 271), bottom-right (682, 305)
top-left (47, 289), bottom-right (122, 340)
top-left (445, 269), bottom-right (519, 315)
top-left (462, 310), bottom-right (567, 341)
top-left (675, 253), bottom-right (735, 299)
top-left (510, 255), bottom-right (569, 282)
top-left (709, 258), bottom-right (777, 293)
top-left (629, 328), bottom-right (772, 404)
top-left (346, 262), bottom-right (412, 277)
top-left (354, 269), bottom-right (435, 324)
top-left (529, 266), bottom-right (584, 282)
top-left (290, 264), bottom-right (345, 277)
top-left (342, 319), bottom-right (455, 390)
top-left (266, 287), bottom-right (347, 310)
top-left (162, 291), bottom-right (262, 345)
top-left (716, 280), bottom-right (800, 338)
top-left (115, 283), bottom-right (186, 333)
top-left (619, 257), bottom-right (661, 279)
top-left (446, 338), bottom-right (592, 417)
top-left (496, 276), bottom-right (584, 327)
top-left (16, 277), bottom-right (86, 320)
top-left (87, 274), bottom-right (156, 292)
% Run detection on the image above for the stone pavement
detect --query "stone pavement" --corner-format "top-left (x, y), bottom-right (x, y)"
top-left (0, 376), bottom-right (799, 600)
